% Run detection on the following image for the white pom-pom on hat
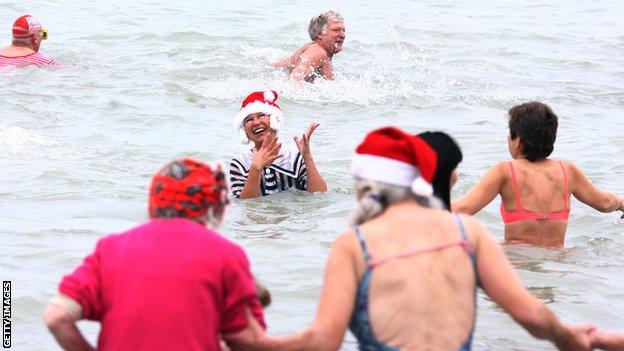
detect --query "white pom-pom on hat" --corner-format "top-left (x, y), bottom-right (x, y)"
top-left (263, 90), bottom-right (276, 102)
top-left (411, 177), bottom-right (433, 197)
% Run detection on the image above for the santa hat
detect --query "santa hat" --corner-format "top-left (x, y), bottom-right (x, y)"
top-left (234, 90), bottom-right (284, 144)
top-left (12, 15), bottom-right (42, 38)
top-left (351, 127), bottom-right (438, 196)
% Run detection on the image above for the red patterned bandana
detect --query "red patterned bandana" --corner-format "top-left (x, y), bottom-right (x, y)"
top-left (148, 159), bottom-right (228, 220)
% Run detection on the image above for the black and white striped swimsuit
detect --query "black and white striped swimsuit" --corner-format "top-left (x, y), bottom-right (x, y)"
top-left (229, 148), bottom-right (308, 198)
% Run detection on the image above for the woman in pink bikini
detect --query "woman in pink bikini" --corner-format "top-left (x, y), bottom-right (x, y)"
top-left (225, 127), bottom-right (600, 351)
top-left (452, 101), bottom-right (624, 247)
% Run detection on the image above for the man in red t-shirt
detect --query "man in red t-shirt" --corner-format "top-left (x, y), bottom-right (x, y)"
top-left (44, 159), bottom-right (265, 351)
top-left (0, 14), bottom-right (59, 67)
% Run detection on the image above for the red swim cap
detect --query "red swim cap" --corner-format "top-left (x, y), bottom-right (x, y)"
top-left (12, 15), bottom-right (42, 38)
top-left (148, 158), bottom-right (228, 221)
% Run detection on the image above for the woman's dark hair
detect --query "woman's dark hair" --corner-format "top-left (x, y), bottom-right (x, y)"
top-left (417, 131), bottom-right (462, 211)
top-left (508, 101), bottom-right (558, 162)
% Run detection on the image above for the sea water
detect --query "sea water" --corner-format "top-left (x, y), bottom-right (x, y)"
top-left (1, 0), bottom-right (623, 349)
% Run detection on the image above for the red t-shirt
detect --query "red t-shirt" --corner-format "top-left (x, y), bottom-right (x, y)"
top-left (0, 52), bottom-right (60, 67)
top-left (59, 218), bottom-right (265, 351)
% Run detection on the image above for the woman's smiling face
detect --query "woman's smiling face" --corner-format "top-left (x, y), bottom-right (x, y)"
top-left (243, 113), bottom-right (275, 146)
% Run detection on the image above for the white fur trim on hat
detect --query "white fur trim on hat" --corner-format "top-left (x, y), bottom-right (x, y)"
top-left (351, 154), bottom-right (418, 186)
top-left (234, 101), bottom-right (284, 145)
top-left (351, 154), bottom-right (433, 196)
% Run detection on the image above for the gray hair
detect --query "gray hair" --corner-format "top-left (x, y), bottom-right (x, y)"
top-left (349, 179), bottom-right (443, 226)
top-left (308, 11), bottom-right (344, 41)
top-left (11, 37), bottom-right (32, 47)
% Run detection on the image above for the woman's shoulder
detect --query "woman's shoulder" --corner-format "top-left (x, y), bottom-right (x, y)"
top-left (452, 212), bottom-right (489, 246)
top-left (538, 159), bottom-right (582, 177)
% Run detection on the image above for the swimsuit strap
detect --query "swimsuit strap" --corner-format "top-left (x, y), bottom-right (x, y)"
top-left (370, 240), bottom-right (469, 268)
top-left (454, 212), bottom-right (478, 351)
top-left (508, 161), bottom-right (524, 211)
top-left (454, 213), bottom-right (469, 242)
top-left (369, 215), bottom-right (474, 269)
top-left (354, 226), bottom-right (372, 264)
top-left (557, 160), bottom-right (570, 210)
top-left (453, 213), bottom-right (476, 264)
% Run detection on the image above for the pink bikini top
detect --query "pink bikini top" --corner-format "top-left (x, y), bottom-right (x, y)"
top-left (500, 161), bottom-right (570, 224)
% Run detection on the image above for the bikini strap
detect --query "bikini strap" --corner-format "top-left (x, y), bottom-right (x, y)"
top-left (557, 161), bottom-right (570, 210)
top-left (453, 213), bottom-right (476, 263)
top-left (453, 213), bottom-right (480, 288)
top-left (508, 161), bottom-right (524, 211)
top-left (454, 213), bottom-right (468, 241)
top-left (353, 226), bottom-right (372, 264)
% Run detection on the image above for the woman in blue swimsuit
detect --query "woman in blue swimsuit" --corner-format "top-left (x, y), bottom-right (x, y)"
top-left (227, 127), bottom-right (597, 351)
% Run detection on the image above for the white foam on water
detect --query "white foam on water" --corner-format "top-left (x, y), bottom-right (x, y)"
top-left (0, 125), bottom-right (60, 154)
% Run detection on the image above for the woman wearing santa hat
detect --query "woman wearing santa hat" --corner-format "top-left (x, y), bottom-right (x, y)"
top-left (226, 126), bottom-right (599, 351)
top-left (229, 90), bottom-right (327, 199)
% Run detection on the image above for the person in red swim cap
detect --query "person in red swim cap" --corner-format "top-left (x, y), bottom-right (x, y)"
top-left (0, 14), bottom-right (59, 67)
top-left (45, 158), bottom-right (268, 351)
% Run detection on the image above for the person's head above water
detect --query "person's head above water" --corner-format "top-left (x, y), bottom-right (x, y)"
top-left (308, 11), bottom-right (345, 54)
top-left (149, 158), bottom-right (229, 228)
top-left (349, 126), bottom-right (443, 225)
top-left (11, 15), bottom-right (48, 52)
top-left (234, 90), bottom-right (284, 145)
top-left (508, 101), bottom-right (558, 162)
top-left (417, 131), bottom-right (463, 211)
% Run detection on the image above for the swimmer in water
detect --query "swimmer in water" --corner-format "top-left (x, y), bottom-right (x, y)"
top-left (229, 90), bottom-right (327, 199)
top-left (223, 126), bottom-right (601, 351)
top-left (0, 15), bottom-right (59, 67)
top-left (45, 158), bottom-right (267, 351)
top-left (452, 101), bottom-right (624, 248)
top-left (274, 11), bottom-right (345, 83)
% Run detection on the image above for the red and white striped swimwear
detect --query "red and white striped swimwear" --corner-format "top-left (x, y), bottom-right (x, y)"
top-left (0, 52), bottom-right (60, 67)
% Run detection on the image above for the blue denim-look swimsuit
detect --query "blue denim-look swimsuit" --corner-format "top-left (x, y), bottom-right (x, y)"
top-left (348, 214), bottom-right (477, 351)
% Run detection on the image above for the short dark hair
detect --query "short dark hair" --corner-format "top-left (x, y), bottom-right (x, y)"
top-left (508, 101), bottom-right (558, 162)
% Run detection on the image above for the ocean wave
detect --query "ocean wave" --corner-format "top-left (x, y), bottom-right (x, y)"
top-left (0, 125), bottom-right (60, 154)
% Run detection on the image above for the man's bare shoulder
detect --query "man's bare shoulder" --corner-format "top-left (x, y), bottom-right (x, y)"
top-left (300, 43), bottom-right (329, 60)
top-left (274, 43), bottom-right (315, 69)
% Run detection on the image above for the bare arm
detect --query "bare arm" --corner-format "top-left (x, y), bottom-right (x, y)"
top-left (320, 60), bottom-right (334, 80)
top-left (452, 162), bottom-right (505, 215)
top-left (238, 166), bottom-right (264, 199)
top-left (568, 161), bottom-right (624, 215)
top-left (590, 329), bottom-right (624, 350)
top-left (253, 232), bottom-right (358, 351)
top-left (468, 216), bottom-right (593, 349)
top-left (274, 44), bottom-right (313, 70)
top-left (295, 123), bottom-right (327, 194)
top-left (288, 49), bottom-right (328, 82)
top-left (238, 135), bottom-right (282, 199)
top-left (44, 299), bottom-right (94, 351)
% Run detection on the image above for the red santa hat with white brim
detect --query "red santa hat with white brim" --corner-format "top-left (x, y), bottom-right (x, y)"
top-left (234, 90), bottom-right (284, 144)
top-left (351, 126), bottom-right (438, 196)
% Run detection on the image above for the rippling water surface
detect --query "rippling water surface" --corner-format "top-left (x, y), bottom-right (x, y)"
top-left (1, 1), bottom-right (623, 350)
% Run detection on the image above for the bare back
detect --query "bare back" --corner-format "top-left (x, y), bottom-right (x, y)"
top-left (274, 42), bottom-right (332, 82)
top-left (352, 203), bottom-right (476, 350)
top-left (500, 159), bottom-right (570, 247)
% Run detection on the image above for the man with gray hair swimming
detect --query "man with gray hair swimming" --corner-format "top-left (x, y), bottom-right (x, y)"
top-left (0, 14), bottom-right (59, 67)
top-left (274, 11), bottom-right (345, 82)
